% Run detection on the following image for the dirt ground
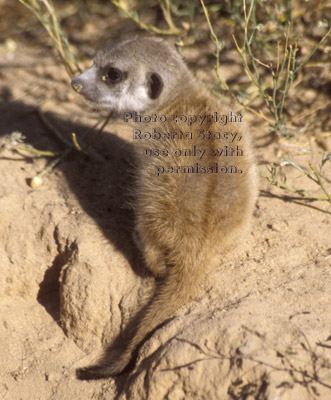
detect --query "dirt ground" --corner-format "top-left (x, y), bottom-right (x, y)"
top-left (0, 2), bottom-right (330, 400)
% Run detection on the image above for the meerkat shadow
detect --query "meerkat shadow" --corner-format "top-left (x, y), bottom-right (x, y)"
top-left (0, 99), bottom-right (149, 322)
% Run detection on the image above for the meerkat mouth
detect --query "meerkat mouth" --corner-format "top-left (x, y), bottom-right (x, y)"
top-left (84, 98), bottom-right (113, 110)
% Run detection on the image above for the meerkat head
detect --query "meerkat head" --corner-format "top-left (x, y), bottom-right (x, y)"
top-left (71, 35), bottom-right (193, 113)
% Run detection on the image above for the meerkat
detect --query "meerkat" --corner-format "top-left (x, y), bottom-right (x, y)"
top-left (71, 35), bottom-right (257, 379)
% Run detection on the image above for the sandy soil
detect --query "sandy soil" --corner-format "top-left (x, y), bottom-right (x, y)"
top-left (0, 4), bottom-right (330, 400)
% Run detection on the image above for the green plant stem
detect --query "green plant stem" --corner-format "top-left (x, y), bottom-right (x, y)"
top-left (17, 145), bottom-right (60, 157)
top-left (17, 0), bottom-right (81, 78)
top-left (233, 1), bottom-right (330, 139)
top-left (111, 0), bottom-right (181, 35)
top-left (200, 0), bottom-right (229, 90)
top-left (232, 34), bottom-right (272, 110)
top-left (294, 28), bottom-right (331, 75)
top-left (258, 168), bottom-right (330, 202)
top-left (309, 163), bottom-right (331, 203)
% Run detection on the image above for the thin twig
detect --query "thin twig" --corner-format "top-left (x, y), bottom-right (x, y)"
top-left (294, 28), bottom-right (331, 75)
top-left (37, 107), bottom-right (73, 148)
top-left (200, 0), bottom-right (229, 90)
top-left (18, 0), bottom-right (81, 78)
top-left (309, 162), bottom-right (331, 202)
top-left (296, 101), bottom-right (331, 121)
top-left (112, 0), bottom-right (181, 35)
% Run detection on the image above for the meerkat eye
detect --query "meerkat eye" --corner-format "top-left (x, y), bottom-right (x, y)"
top-left (103, 67), bottom-right (122, 84)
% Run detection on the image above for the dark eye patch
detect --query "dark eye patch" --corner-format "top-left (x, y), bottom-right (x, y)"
top-left (102, 67), bottom-right (124, 84)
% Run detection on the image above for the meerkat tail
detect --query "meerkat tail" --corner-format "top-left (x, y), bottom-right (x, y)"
top-left (76, 261), bottom-right (201, 380)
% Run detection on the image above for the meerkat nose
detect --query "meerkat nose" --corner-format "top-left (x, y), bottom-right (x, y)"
top-left (71, 77), bottom-right (83, 93)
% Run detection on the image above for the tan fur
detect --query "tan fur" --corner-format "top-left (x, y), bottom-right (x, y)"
top-left (73, 36), bottom-right (257, 379)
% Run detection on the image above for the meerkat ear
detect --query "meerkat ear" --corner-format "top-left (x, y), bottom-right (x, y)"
top-left (146, 72), bottom-right (163, 100)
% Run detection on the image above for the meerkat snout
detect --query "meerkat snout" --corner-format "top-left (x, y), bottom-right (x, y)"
top-left (71, 67), bottom-right (99, 102)
top-left (71, 78), bottom-right (83, 93)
